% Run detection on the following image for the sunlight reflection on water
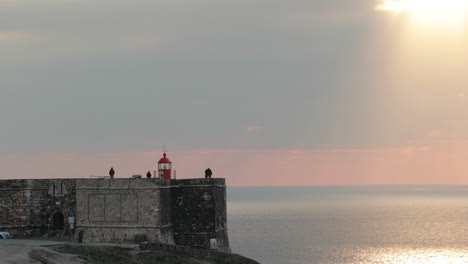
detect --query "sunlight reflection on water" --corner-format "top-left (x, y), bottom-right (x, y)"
top-left (355, 248), bottom-right (468, 264)
top-left (228, 186), bottom-right (468, 264)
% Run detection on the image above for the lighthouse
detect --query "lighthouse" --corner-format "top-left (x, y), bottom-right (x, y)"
top-left (158, 152), bottom-right (172, 179)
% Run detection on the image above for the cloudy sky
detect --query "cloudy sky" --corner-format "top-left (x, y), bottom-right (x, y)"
top-left (1, 0), bottom-right (468, 186)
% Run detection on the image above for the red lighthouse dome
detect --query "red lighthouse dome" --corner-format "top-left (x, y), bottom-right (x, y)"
top-left (158, 153), bottom-right (171, 164)
top-left (158, 152), bottom-right (172, 179)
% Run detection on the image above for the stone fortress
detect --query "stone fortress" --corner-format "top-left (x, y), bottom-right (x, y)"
top-left (0, 153), bottom-right (230, 253)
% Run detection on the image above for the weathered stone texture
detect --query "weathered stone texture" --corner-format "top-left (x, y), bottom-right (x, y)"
top-left (0, 177), bottom-right (230, 252)
top-left (170, 178), bottom-right (230, 253)
top-left (0, 179), bottom-right (76, 237)
top-left (158, 180), bottom-right (174, 244)
top-left (75, 178), bottom-right (165, 243)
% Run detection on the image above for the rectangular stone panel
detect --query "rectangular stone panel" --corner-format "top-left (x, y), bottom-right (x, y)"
top-left (121, 194), bottom-right (138, 222)
top-left (89, 194), bottom-right (105, 221)
top-left (105, 194), bottom-right (121, 221)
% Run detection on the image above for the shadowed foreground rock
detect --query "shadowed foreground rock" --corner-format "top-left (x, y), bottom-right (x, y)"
top-left (27, 244), bottom-right (260, 264)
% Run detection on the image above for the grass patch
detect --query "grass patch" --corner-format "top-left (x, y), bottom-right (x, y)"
top-left (136, 251), bottom-right (208, 264)
top-left (29, 255), bottom-right (51, 264)
top-left (48, 244), bottom-right (259, 264)
top-left (53, 245), bottom-right (133, 264)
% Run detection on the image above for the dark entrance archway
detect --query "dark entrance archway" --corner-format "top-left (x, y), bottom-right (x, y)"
top-left (52, 212), bottom-right (64, 230)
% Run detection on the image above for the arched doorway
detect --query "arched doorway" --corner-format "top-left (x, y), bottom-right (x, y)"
top-left (52, 212), bottom-right (64, 230)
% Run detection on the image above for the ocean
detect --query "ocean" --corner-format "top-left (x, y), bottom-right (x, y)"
top-left (227, 185), bottom-right (468, 264)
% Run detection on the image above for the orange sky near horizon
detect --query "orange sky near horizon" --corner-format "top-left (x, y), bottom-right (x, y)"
top-left (0, 144), bottom-right (466, 186)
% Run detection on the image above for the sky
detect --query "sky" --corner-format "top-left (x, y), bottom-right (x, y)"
top-left (1, 0), bottom-right (468, 186)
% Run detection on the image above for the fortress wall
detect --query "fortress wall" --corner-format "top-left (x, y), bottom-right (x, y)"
top-left (159, 179), bottom-right (174, 244)
top-left (75, 178), bottom-right (164, 243)
top-left (213, 181), bottom-right (230, 252)
top-left (170, 178), bottom-right (230, 253)
top-left (0, 179), bottom-right (76, 237)
top-left (0, 177), bottom-right (230, 252)
top-left (0, 180), bottom-right (29, 228)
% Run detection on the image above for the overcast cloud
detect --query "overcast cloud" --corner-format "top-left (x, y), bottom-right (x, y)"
top-left (1, 0), bottom-right (468, 179)
top-left (0, 0), bottom-right (395, 154)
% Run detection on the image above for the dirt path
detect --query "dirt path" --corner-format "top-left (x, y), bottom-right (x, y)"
top-left (0, 239), bottom-right (67, 264)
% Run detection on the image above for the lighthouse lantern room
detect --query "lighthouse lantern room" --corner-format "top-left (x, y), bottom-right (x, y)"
top-left (158, 152), bottom-right (172, 179)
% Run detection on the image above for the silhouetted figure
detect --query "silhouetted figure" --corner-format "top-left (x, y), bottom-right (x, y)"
top-left (109, 167), bottom-right (115, 179)
top-left (146, 171), bottom-right (152, 178)
top-left (205, 168), bottom-right (213, 179)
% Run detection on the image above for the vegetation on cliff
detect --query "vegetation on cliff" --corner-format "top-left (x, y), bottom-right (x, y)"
top-left (28, 244), bottom-right (260, 264)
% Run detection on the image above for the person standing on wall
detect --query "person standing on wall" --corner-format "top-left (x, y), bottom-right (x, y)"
top-left (205, 168), bottom-right (213, 178)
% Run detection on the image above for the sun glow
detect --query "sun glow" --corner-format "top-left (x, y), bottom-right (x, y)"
top-left (378, 0), bottom-right (468, 30)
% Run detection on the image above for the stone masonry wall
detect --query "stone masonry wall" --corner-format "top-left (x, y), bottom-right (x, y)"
top-left (75, 178), bottom-right (170, 244)
top-left (0, 179), bottom-right (76, 238)
top-left (0, 177), bottom-right (230, 252)
top-left (159, 179), bottom-right (174, 244)
top-left (170, 178), bottom-right (230, 253)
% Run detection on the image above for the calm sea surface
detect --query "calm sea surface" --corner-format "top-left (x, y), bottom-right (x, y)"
top-left (227, 185), bottom-right (468, 264)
